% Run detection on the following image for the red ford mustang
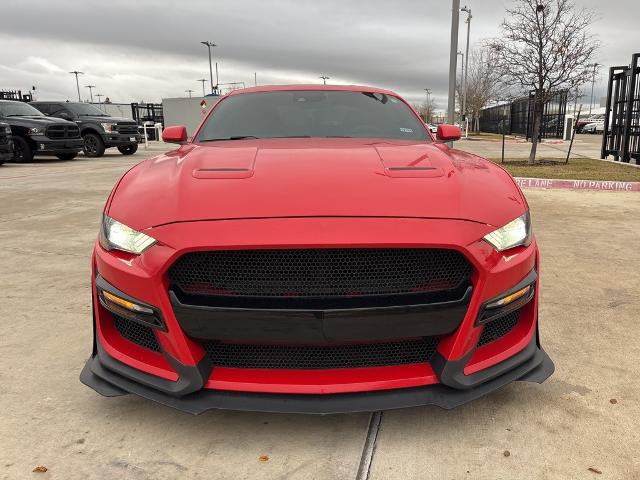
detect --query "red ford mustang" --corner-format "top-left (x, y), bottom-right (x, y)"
top-left (80, 85), bottom-right (553, 414)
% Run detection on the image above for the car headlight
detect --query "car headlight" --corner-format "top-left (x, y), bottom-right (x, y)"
top-left (28, 127), bottom-right (45, 136)
top-left (483, 212), bottom-right (532, 252)
top-left (3, 126), bottom-right (11, 134)
top-left (99, 215), bottom-right (157, 254)
top-left (100, 122), bottom-right (117, 132)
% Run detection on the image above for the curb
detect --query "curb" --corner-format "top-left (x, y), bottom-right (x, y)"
top-left (515, 177), bottom-right (640, 192)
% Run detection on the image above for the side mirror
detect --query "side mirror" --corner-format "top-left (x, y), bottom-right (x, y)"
top-left (162, 125), bottom-right (188, 144)
top-left (436, 124), bottom-right (461, 142)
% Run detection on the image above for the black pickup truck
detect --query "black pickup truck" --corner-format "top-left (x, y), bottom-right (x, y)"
top-left (0, 122), bottom-right (13, 165)
top-left (0, 100), bottom-right (83, 162)
top-left (31, 102), bottom-right (140, 157)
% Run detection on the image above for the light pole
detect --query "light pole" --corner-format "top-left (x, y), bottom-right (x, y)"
top-left (447, 0), bottom-right (461, 126)
top-left (320, 75), bottom-right (330, 85)
top-left (95, 94), bottom-right (103, 110)
top-left (85, 85), bottom-right (96, 103)
top-left (69, 71), bottom-right (84, 101)
top-left (197, 79), bottom-right (207, 96)
top-left (200, 41), bottom-right (217, 95)
top-left (461, 6), bottom-right (472, 137)
top-left (185, 89), bottom-right (194, 98)
top-left (254, 72), bottom-right (257, 87)
top-left (589, 63), bottom-right (600, 115)
top-left (457, 51), bottom-right (464, 122)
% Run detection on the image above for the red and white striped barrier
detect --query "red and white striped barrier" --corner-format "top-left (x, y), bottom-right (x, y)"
top-left (514, 177), bottom-right (640, 192)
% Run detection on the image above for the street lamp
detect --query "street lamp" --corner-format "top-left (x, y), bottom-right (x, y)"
top-left (589, 63), bottom-right (601, 115)
top-left (200, 41), bottom-right (217, 95)
top-left (185, 89), bottom-right (194, 98)
top-left (197, 79), bottom-right (207, 96)
top-left (447, 0), bottom-right (461, 126)
top-left (457, 51), bottom-right (464, 121)
top-left (460, 6), bottom-right (472, 137)
top-left (69, 71), bottom-right (84, 101)
top-left (320, 75), bottom-right (330, 85)
top-left (85, 85), bottom-right (96, 103)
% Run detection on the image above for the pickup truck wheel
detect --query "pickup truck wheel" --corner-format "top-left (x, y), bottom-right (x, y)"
top-left (117, 144), bottom-right (138, 155)
top-left (56, 153), bottom-right (78, 160)
top-left (83, 133), bottom-right (105, 157)
top-left (12, 137), bottom-right (34, 163)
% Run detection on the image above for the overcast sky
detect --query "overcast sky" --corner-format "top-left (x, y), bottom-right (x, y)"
top-left (1, 0), bottom-right (637, 108)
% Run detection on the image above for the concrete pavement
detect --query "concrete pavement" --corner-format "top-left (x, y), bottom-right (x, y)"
top-left (1, 146), bottom-right (639, 479)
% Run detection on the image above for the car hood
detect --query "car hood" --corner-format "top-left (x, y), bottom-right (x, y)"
top-left (79, 116), bottom-right (135, 123)
top-left (3, 116), bottom-right (77, 127)
top-left (108, 138), bottom-right (526, 230)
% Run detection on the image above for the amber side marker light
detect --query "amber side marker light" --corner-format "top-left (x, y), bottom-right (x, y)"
top-left (485, 285), bottom-right (532, 310)
top-left (102, 290), bottom-right (154, 314)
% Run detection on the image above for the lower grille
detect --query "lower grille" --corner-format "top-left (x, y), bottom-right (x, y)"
top-left (113, 314), bottom-right (161, 352)
top-left (202, 337), bottom-right (439, 370)
top-left (477, 310), bottom-right (520, 347)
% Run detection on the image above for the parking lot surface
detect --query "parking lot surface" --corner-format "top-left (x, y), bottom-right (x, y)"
top-left (1, 146), bottom-right (639, 479)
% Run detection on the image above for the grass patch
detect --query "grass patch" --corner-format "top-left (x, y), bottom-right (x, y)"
top-left (487, 157), bottom-right (640, 181)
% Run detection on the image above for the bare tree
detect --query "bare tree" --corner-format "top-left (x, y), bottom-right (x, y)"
top-left (456, 46), bottom-right (502, 132)
top-left (487, 0), bottom-right (599, 163)
top-left (414, 96), bottom-right (438, 123)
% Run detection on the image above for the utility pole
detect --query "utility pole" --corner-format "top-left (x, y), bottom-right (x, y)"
top-left (254, 72), bottom-right (257, 87)
top-left (461, 6), bottom-right (472, 137)
top-left (320, 75), bottom-right (330, 85)
top-left (589, 63), bottom-right (600, 116)
top-left (197, 79), bottom-right (207, 96)
top-left (200, 41), bottom-right (217, 95)
top-left (448, 0), bottom-right (460, 127)
top-left (185, 89), bottom-right (194, 98)
top-left (69, 71), bottom-right (84, 101)
top-left (85, 85), bottom-right (96, 103)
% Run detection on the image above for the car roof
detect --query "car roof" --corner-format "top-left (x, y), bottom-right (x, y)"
top-left (226, 84), bottom-right (400, 97)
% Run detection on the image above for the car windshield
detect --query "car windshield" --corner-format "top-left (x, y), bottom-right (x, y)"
top-left (65, 103), bottom-right (109, 116)
top-left (0, 102), bottom-right (45, 117)
top-left (196, 90), bottom-right (430, 142)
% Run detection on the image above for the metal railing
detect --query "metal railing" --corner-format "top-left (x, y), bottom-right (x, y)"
top-left (601, 53), bottom-right (640, 163)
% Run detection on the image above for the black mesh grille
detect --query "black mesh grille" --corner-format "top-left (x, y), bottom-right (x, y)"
top-left (202, 337), bottom-right (439, 370)
top-left (478, 310), bottom-right (520, 347)
top-left (169, 249), bottom-right (472, 298)
top-left (113, 314), bottom-right (161, 352)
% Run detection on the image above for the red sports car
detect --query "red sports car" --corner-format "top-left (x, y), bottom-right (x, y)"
top-left (81, 85), bottom-right (553, 414)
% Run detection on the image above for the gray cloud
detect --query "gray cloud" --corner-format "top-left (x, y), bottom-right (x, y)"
top-left (1, 0), bottom-right (636, 106)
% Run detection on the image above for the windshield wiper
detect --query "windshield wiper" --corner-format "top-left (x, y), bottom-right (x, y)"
top-left (201, 135), bottom-right (261, 142)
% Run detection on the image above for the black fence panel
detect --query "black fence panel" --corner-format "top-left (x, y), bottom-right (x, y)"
top-left (479, 90), bottom-right (567, 139)
top-left (131, 103), bottom-right (164, 126)
top-left (0, 90), bottom-right (32, 102)
top-left (602, 53), bottom-right (640, 163)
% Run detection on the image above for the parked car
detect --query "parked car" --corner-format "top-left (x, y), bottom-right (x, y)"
top-left (582, 121), bottom-right (605, 134)
top-left (425, 122), bottom-right (438, 134)
top-left (30, 102), bottom-right (140, 157)
top-left (576, 114), bottom-right (604, 133)
top-left (81, 85), bottom-right (554, 414)
top-left (0, 100), bottom-right (82, 162)
top-left (0, 122), bottom-right (13, 165)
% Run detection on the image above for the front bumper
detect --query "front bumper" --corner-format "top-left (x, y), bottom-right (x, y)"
top-left (83, 217), bottom-right (554, 413)
top-left (101, 132), bottom-right (140, 147)
top-left (30, 135), bottom-right (83, 154)
top-left (81, 333), bottom-right (553, 414)
top-left (0, 140), bottom-right (12, 160)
